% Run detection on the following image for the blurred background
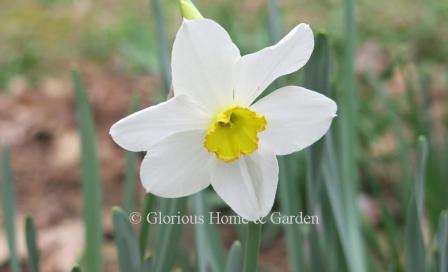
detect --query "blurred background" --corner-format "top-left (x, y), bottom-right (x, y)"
top-left (0, 0), bottom-right (447, 271)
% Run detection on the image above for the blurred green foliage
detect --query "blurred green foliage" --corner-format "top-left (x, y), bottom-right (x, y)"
top-left (1, 0), bottom-right (447, 89)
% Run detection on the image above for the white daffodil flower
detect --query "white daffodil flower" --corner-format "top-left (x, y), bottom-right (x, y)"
top-left (110, 18), bottom-right (337, 221)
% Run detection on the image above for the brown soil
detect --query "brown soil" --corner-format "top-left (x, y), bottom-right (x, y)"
top-left (0, 66), bottom-right (289, 271)
top-left (0, 65), bottom-right (158, 271)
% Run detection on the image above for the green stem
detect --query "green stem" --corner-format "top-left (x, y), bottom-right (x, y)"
top-left (139, 193), bottom-right (154, 259)
top-left (243, 222), bottom-right (262, 272)
top-left (151, 0), bottom-right (171, 97)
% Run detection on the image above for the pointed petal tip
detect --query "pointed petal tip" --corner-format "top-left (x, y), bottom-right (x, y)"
top-left (109, 123), bottom-right (117, 136)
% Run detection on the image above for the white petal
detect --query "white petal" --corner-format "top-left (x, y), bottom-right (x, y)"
top-left (110, 95), bottom-right (210, 152)
top-left (140, 130), bottom-right (213, 197)
top-left (251, 86), bottom-right (337, 155)
top-left (172, 18), bottom-right (241, 112)
top-left (234, 24), bottom-right (314, 106)
top-left (211, 148), bottom-right (278, 221)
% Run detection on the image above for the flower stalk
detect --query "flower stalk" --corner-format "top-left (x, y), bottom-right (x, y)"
top-left (243, 222), bottom-right (262, 272)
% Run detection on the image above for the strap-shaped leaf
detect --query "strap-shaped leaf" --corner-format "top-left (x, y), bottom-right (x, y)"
top-left (122, 96), bottom-right (140, 212)
top-left (192, 192), bottom-right (225, 272)
top-left (439, 211), bottom-right (448, 272)
top-left (72, 70), bottom-right (103, 271)
top-left (112, 207), bottom-right (142, 272)
top-left (25, 216), bottom-right (40, 272)
top-left (404, 137), bottom-right (428, 272)
top-left (225, 241), bottom-right (242, 272)
top-left (1, 146), bottom-right (20, 272)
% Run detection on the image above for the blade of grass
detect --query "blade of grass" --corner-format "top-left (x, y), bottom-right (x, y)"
top-left (122, 95), bottom-right (140, 212)
top-left (112, 207), bottom-right (142, 272)
top-left (1, 146), bottom-right (20, 272)
top-left (226, 241), bottom-right (242, 272)
top-left (404, 136), bottom-right (428, 272)
top-left (72, 70), bottom-right (103, 272)
top-left (192, 192), bottom-right (225, 272)
top-left (243, 222), bottom-right (262, 272)
top-left (25, 216), bottom-right (40, 272)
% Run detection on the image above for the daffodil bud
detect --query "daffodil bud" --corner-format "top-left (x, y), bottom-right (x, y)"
top-left (178, 0), bottom-right (203, 20)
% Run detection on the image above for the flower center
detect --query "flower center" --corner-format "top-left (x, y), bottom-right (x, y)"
top-left (204, 106), bottom-right (267, 162)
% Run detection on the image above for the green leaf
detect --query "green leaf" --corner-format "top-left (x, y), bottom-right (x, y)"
top-left (139, 193), bottom-right (154, 259)
top-left (122, 95), bottom-right (140, 212)
top-left (153, 198), bottom-right (187, 272)
top-left (191, 192), bottom-right (225, 272)
top-left (303, 32), bottom-right (330, 272)
top-left (439, 211), bottom-right (448, 272)
top-left (404, 195), bottom-right (425, 272)
top-left (151, 0), bottom-right (171, 96)
top-left (267, 0), bottom-right (282, 44)
top-left (304, 33), bottom-right (329, 187)
top-left (260, 220), bottom-right (282, 248)
top-left (225, 241), bottom-right (242, 272)
top-left (304, 32), bottom-right (331, 96)
top-left (1, 146), bottom-right (20, 272)
top-left (25, 216), bottom-right (40, 272)
top-left (322, 130), bottom-right (367, 272)
top-left (72, 70), bottom-right (103, 272)
top-left (320, 187), bottom-right (348, 272)
top-left (112, 207), bottom-right (142, 272)
top-left (148, 2), bottom-right (188, 270)
top-left (414, 136), bottom-right (428, 216)
top-left (329, 0), bottom-right (367, 270)
top-left (266, 2), bottom-right (306, 271)
top-left (404, 136), bottom-right (428, 272)
top-left (71, 265), bottom-right (81, 272)
top-left (278, 155), bottom-right (305, 272)
top-left (143, 255), bottom-right (154, 271)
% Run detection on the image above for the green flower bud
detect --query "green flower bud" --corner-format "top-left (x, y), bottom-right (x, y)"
top-left (178, 0), bottom-right (203, 19)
